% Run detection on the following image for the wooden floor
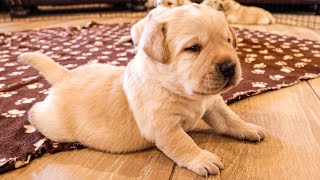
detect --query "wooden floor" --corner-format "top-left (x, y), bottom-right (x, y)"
top-left (0, 18), bottom-right (320, 180)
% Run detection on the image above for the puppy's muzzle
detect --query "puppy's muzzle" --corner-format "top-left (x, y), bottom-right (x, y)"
top-left (218, 61), bottom-right (235, 79)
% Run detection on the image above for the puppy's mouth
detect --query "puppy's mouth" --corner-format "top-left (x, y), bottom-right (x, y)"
top-left (193, 78), bottom-right (232, 96)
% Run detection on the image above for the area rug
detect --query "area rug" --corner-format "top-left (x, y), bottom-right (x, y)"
top-left (0, 22), bottom-right (319, 174)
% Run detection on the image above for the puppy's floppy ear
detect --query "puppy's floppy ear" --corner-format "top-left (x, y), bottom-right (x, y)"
top-left (141, 18), bottom-right (169, 63)
top-left (229, 26), bottom-right (237, 49)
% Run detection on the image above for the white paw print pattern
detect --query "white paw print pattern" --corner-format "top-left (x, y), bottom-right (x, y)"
top-left (33, 138), bottom-right (47, 151)
top-left (251, 69), bottom-right (265, 74)
top-left (117, 57), bottom-right (129, 61)
top-left (89, 48), bottom-right (99, 52)
top-left (64, 64), bottom-right (78, 69)
top-left (300, 47), bottom-right (309, 51)
top-left (259, 50), bottom-right (268, 54)
top-left (27, 83), bottom-right (44, 89)
top-left (0, 67), bottom-right (5, 72)
top-left (303, 73), bottom-right (318, 78)
top-left (245, 57), bottom-right (256, 63)
top-left (0, 91), bottom-right (17, 98)
top-left (281, 45), bottom-right (290, 49)
top-left (293, 53), bottom-right (304, 57)
top-left (273, 48), bottom-right (283, 53)
top-left (251, 82), bottom-right (268, 88)
top-left (301, 58), bottom-right (312, 63)
top-left (88, 59), bottom-right (100, 64)
top-left (16, 65), bottom-right (30, 70)
top-left (1, 109), bottom-right (26, 118)
top-left (275, 61), bottom-right (287, 66)
top-left (264, 55), bottom-right (275, 60)
top-left (269, 75), bottom-right (284, 81)
top-left (24, 124), bottom-right (36, 133)
top-left (8, 71), bottom-right (24, 77)
top-left (313, 54), bottom-right (320, 57)
top-left (291, 49), bottom-right (300, 53)
top-left (281, 66), bottom-right (295, 73)
top-left (15, 98), bottom-right (36, 105)
top-left (0, 77), bottom-right (6, 81)
top-left (94, 41), bottom-right (103, 46)
top-left (243, 48), bottom-right (253, 52)
top-left (102, 51), bottom-right (112, 55)
top-left (295, 62), bottom-right (307, 68)
top-left (4, 62), bottom-right (18, 67)
top-left (39, 89), bottom-right (49, 94)
top-left (22, 76), bottom-right (38, 82)
top-left (116, 52), bottom-right (127, 57)
top-left (283, 55), bottom-right (293, 60)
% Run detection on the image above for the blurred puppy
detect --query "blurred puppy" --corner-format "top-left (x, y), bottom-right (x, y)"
top-left (19, 4), bottom-right (266, 177)
top-left (146, 0), bottom-right (192, 8)
top-left (201, 0), bottom-right (224, 11)
top-left (205, 0), bottom-right (275, 25)
top-left (122, 0), bottom-right (192, 48)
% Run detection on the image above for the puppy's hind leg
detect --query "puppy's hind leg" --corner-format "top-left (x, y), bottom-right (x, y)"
top-left (28, 101), bottom-right (75, 142)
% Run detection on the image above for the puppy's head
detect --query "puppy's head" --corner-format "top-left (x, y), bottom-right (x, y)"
top-left (140, 4), bottom-right (241, 97)
top-left (221, 0), bottom-right (237, 12)
top-left (156, 0), bottom-right (180, 7)
top-left (202, 0), bottom-right (225, 11)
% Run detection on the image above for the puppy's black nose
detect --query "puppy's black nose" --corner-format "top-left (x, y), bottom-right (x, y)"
top-left (218, 62), bottom-right (235, 78)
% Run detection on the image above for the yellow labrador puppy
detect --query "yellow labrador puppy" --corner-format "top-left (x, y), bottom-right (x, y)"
top-left (201, 0), bottom-right (224, 11)
top-left (19, 4), bottom-right (266, 177)
top-left (205, 0), bottom-right (275, 25)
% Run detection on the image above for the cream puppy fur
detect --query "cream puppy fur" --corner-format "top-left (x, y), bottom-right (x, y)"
top-left (206, 0), bottom-right (275, 25)
top-left (19, 4), bottom-right (266, 177)
top-left (201, 0), bottom-right (224, 11)
top-left (129, 6), bottom-right (170, 48)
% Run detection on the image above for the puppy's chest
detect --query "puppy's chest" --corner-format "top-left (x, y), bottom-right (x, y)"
top-left (177, 101), bottom-right (206, 131)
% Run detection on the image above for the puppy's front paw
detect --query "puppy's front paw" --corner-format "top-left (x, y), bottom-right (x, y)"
top-left (186, 150), bottom-right (224, 177)
top-left (235, 123), bottom-right (267, 142)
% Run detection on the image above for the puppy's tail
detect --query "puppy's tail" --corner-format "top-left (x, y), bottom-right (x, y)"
top-left (18, 52), bottom-right (70, 85)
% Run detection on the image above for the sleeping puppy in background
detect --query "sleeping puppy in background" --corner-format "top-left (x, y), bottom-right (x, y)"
top-left (205, 0), bottom-right (275, 25)
top-left (201, 0), bottom-right (224, 11)
top-left (19, 4), bottom-right (266, 177)
top-left (121, 0), bottom-right (192, 47)
top-left (156, 0), bottom-right (192, 7)
top-left (146, 0), bottom-right (192, 8)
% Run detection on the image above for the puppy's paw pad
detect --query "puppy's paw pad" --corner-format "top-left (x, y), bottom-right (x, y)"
top-left (187, 150), bottom-right (223, 176)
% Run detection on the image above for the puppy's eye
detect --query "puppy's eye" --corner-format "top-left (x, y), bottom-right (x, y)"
top-left (168, 2), bottom-right (173, 5)
top-left (227, 37), bottom-right (231, 43)
top-left (185, 44), bottom-right (201, 52)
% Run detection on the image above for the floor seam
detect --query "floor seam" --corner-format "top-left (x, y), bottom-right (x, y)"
top-left (168, 164), bottom-right (177, 180)
top-left (307, 81), bottom-right (320, 101)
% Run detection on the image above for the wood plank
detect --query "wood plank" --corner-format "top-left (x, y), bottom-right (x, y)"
top-left (0, 148), bottom-right (174, 180)
top-left (171, 82), bottom-right (320, 180)
top-left (308, 78), bottom-right (320, 99)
